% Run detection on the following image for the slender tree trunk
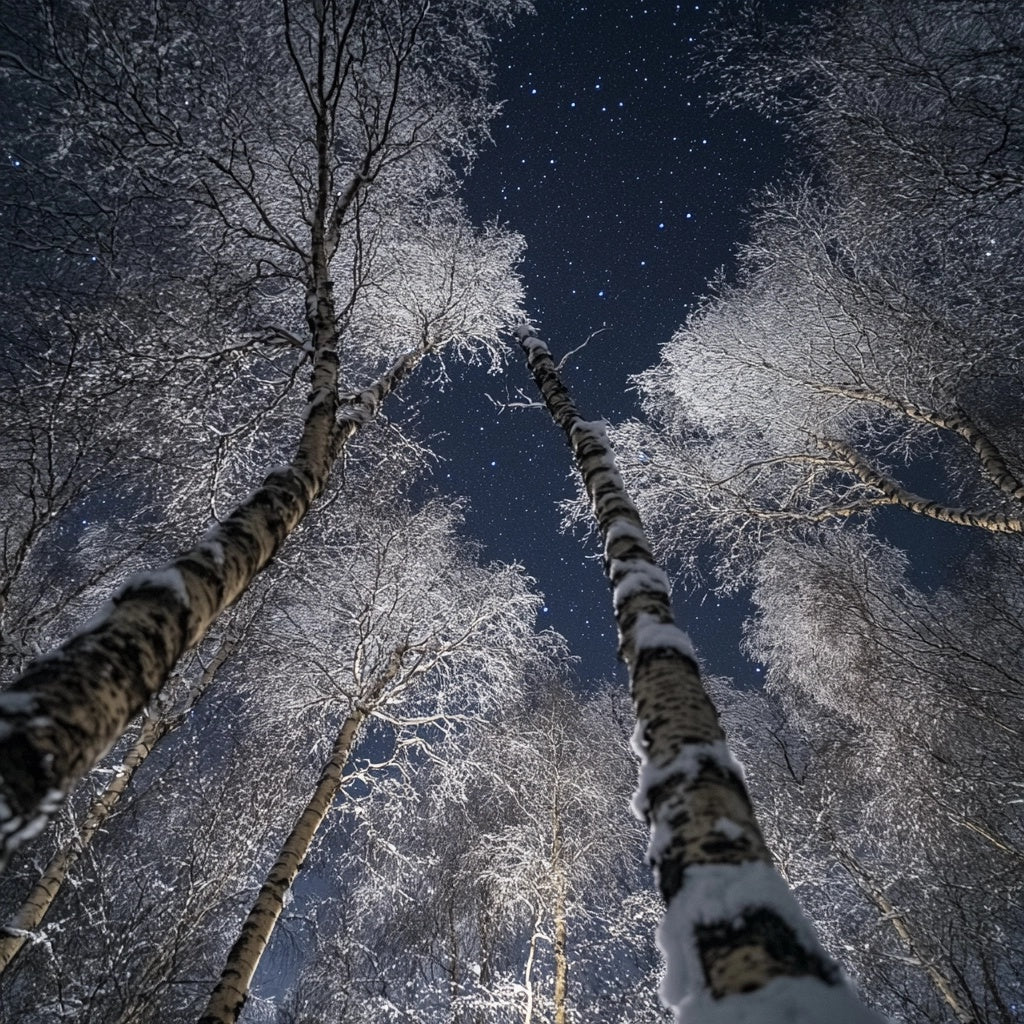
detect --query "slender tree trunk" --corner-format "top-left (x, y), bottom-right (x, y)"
top-left (835, 844), bottom-right (975, 1024)
top-left (198, 650), bottom-right (404, 1024)
top-left (0, 635), bottom-right (236, 974)
top-left (517, 325), bottom-right (880, 1019)
top-left (551, 829), bottom-right (568, 1024)
top-left (448, 902), bottom-right (462, 1023)
top-left (522, 907), bottom-right (543, 1024)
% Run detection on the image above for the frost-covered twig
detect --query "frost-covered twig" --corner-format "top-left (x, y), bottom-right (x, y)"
top-left (556, 324), bottom-right (608, 371)
top-left (516, 323), bottom-right (883, 1024)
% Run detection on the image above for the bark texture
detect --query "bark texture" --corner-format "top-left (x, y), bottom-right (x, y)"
top-left (516, 325), bottom-right (878, 1015)
top-left (0, 636), bottom-right (236, 974)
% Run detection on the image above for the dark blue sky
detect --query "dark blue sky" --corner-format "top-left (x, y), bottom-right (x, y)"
top-left (423, 2), bottom-right (799, 683)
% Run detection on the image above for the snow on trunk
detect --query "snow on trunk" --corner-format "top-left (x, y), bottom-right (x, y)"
top-left (0, 635), bottom-right (237, 974)
top-left (516, 325), bottom-right (883, 1023)
top-left (0, 342), bottom-right (427, 868)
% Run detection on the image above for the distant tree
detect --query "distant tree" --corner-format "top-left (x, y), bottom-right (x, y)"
top-left (0, 0), bottom-right (526, 861)
top-left (200, 490), bottom-right (552, 1024)
top-left (455, 680), bottom-right (664, 1024)
top-left (615, 182), bottom-right (1024, 578)
top-left (286, 678), bottom-right (667, 1024)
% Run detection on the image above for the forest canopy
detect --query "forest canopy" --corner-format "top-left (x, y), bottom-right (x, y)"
top-left (0, 1), bottom-right (1021, 1023)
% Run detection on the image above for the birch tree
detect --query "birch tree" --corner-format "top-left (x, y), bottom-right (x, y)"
top-left (0, 0), bottom-right (527, 863)
top-left (616, 0), bottom-right (1024, 575)
top-left (199, 489), bottom-right (552, 1023)
top-left (288, 678), bottom-right (667, 1024)
top-left (516, 325), bottom-right (881, 1023)
top-left (451, 680), bottom-right (664, 1024)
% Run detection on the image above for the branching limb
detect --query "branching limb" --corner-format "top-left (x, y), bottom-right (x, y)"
top-left (824, 439), bottom-right (1024, 534)
top-left (556, 325), bottom-right (608, 371)
top-left (816, 384), bottom-right (1024, 503)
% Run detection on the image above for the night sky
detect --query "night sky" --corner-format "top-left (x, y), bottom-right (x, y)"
top-left (424, 2), bottom-right (799, 684)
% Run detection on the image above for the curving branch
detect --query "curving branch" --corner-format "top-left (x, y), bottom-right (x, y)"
top-left (817, 384), bottom-right (1024, 503)
top-left (824, 439), bottom-right (1024, 534)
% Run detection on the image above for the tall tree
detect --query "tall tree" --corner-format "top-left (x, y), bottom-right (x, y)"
top-left (199, 490), bottom-right (552, 1023)
top-left (286, 678), bottom-right (667, 1024)
top-left (516, 325), bottom-right (880, 1023)
top-left (0, 0), bottom-right (526, 862)
top-left (606, 4), bottom-right (1024, 1017)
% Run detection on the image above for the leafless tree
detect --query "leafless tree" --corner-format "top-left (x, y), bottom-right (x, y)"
top-left (0, 0), bottom-right (527, 863)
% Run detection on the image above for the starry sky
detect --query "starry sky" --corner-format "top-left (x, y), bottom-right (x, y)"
top-left (422, 2), bottom-right (805, 684)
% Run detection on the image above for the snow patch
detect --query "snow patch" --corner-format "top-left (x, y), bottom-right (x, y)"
top-left (66, 567), bottom-right (191, 643)
top-left (199, 526), bottom-right (226, 567)
top-left (657, 862), bottom-right (880, 1022)
top-left (666, 973), bottom-right (885, 1024)
top-left (633, 616), bottom-right (696, 660)
top-left (126, 567), bottom-right (191, 607)
top-left (712, 817), bottom-right (745, 842)
top-left (611, 561), bottom-right (672, 608)
top-left (631, 738), bottom-right (739, 828)
top-left (603, 517), bottom-right (649, 557)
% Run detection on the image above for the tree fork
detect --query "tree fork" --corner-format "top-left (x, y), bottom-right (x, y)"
top-left (516, 324), bottom-right (881, 1020)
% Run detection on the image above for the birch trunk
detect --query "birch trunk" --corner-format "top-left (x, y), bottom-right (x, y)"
top-left (198, 649), bottom-right (403, 1024)
top-left (0, 334), bottom-right (428, 868)
top-left (517, 325), bottom-right (881, 1020)
top-left (551, 827), bottom-right (568, 1024)
top-left (521, 907), bottom-right (543, 1024)
top-left (0, 636), bottom-right (236, 974)
top-left (835, 844), bottom-right (975, 1024)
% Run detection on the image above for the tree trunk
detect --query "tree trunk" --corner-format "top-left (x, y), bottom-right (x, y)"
top-left (551, 833), bottom-right (569, 1024)
top-left (521, 907), bottom-right (543, 1024)
top-left (0, 336), bottom-right (428, 868)
top-left (517, 325), bottom-right (881, 1020)
top-left (0, 635), bottom-right (236, 975)
top-left (835, 844), bottom-right (975, 1024)
top-left (198, 649), bottom-right (404, 1024)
